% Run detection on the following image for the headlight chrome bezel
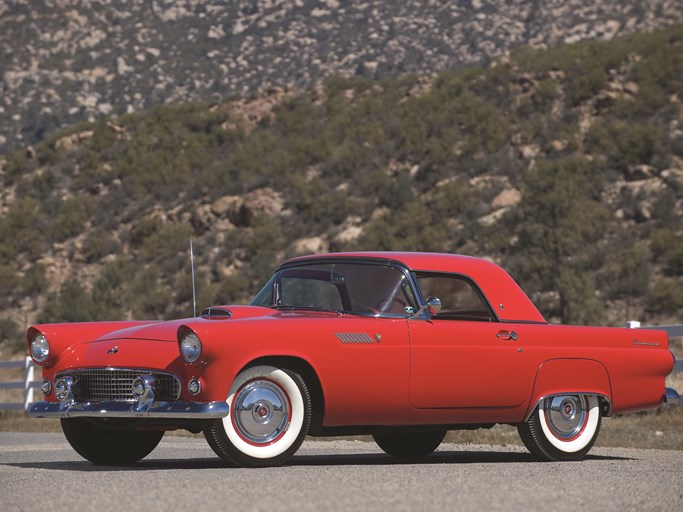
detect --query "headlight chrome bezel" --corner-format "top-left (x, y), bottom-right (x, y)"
top-left (188, 378), bottom-right (202, 395)
top-left (31, 334), bottom-right (51, 364)
top-left (54, 376), bottom-right (75, 402)
top-left (180, 331), bottom-right (202, 364)
top-left (40, 379), bottom-right (52, 396)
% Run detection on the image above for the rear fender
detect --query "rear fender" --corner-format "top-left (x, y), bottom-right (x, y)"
top-left (525, 359), bottom-right (612, 421)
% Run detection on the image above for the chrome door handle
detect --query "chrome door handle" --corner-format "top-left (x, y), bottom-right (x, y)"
top-left (496, 330), bottom-right (518, 341)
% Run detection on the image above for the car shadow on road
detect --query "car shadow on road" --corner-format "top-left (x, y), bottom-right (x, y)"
top-left (2, 450), bottom-right (633, 472)
top-left (287, 450), bottom-right (633, 466)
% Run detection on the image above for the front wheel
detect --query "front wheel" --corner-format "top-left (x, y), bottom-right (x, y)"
top-left (518, 394), bottom-right (602, 461)
top-left (61, 418), bottom-right (164, 465)
top-left (203, 365), bottom-right (311, 467)
top-left (373, 430), bottom-right (446, 458)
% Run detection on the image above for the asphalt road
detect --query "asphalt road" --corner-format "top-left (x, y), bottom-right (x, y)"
top-left (1, 433), bottom-right (682, 512)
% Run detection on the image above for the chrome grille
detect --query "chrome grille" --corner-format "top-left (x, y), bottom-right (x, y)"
top-left (57, 369), bottom-right (181, 402)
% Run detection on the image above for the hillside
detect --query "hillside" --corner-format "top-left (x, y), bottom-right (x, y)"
top-left (1, 0), bottom-right (683, 150)
top-left (1, 25), bottom-right (683, 350)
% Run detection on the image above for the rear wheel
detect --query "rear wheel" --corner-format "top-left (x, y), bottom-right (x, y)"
top-left (203, 365), bottom-right (311, 467)
top-left (61, 418), bottom-right (164, 465)
top-left (373, 430), bottom-right (446, 458)
top-left (518, 394), bottom-right (602, 461)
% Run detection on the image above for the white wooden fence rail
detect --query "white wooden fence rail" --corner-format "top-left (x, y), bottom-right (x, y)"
top-left (1, 323), bottom-right (681, 411)
top-left (0, 357), bottom-right (38, 411)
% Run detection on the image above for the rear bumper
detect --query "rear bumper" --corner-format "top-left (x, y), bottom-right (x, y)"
top-left (28, 400), bottom-right (229, 419)
top-left (665, 387), bottom-right (681, 405)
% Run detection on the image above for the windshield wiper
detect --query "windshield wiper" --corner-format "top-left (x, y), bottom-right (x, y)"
top-left (273, 304), bottom-right (341, 314)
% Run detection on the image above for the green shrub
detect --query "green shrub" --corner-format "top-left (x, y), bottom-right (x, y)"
top-left (586, 119), bottom-right (664, 175)
top-left (0, 319), bottom-right (22, 352)
top-left (506, 157), bottom-right (610, 324)
top-left (50, 196), bottom-right (94, 242)
top-left (651, 228), bottom-right (683, 275)
top-left (83, 229), bottom-right (119, 262)
top-left (602, 243), bottom-right (652, 300)
top-left (39, 280), bottom-right (101, 323)
top-left (19, 264), bottom-right (47, 295)
top-left (647, 278), bottom-right (683, 314)
top-left (0, 198), bottom-right (49, 260)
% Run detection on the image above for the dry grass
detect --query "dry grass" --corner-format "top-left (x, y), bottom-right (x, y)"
top-left (0, 410), bottom-right (61, 432)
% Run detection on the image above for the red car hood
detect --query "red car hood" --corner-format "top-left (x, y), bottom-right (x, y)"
top-left (91, 319), bottom-right (186, 343)
top-left (91, 306), bottom-right (275, 343)
top-left (56, 306), bottom-right (276, 370)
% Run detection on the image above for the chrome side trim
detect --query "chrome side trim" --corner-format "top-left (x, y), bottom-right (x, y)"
top-left (664, 387), bottom-right (681, 405)
top-left (28, 400), bottom-right (229, 419)
top-left (524, 393), bottom-right (612, 422)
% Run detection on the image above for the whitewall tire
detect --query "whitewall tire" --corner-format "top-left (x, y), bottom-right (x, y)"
top-left (518, 394), bottom-right (602, 461)
top-left (203, 365), bottom-right (311, 467)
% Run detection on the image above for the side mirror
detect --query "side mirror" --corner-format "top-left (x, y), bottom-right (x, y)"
top-left (411, 296), bottom-right (442, 318)
top-left (426, 296), bottom-right (442, 315)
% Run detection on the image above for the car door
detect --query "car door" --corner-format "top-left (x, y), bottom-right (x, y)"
top-left (408, 272), bottom-right (536, 409)
top-left (315, 314), bottom-right (411, 426)
top-left (270, 261), bottom-right (414, 426)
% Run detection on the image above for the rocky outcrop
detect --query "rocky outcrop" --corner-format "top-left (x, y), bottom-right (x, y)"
top-left (192, 188), bottom-right (285, 232)
top-left (1, 0), bottom-right (682, 150)
top-left (54, 130), bottom-right (94, 151)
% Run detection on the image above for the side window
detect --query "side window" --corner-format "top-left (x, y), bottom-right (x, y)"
top-left (416, 273), bottom-right (494, 322)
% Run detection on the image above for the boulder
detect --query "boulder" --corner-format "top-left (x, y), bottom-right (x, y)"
top-left (54, 130), bottom-right (94, 151)
top-left (626, 164), bottom-right (657, 181)
top-left (292, 236), bottom-right (328, 255)
top-left (491, 188), bottom-right (521, 209)
top-left (518, 144), bottom-right (539, 160)
top-left (209, 188), bottom-right (285, 227)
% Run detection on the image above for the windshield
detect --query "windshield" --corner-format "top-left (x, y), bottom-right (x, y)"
top-left (250, 262), bottom-right (418, 317)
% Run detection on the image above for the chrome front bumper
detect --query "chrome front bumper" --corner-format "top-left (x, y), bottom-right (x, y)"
top-left (665, 387), bottom-right (681, 405)
top-left (29, 400), bottom-right (229, 419)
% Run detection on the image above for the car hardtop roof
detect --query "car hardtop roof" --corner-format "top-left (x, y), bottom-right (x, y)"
top-left (282, 251), bottom-right (499, 273)
top-left (280, 252), bottom-right (546, 324)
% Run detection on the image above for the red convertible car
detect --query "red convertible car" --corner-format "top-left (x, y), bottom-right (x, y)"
top-left (28, 252), bottom-right (679, 466)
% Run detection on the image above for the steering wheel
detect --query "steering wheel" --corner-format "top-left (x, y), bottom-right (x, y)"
top-left (374, 296), bottom-right (407, 312)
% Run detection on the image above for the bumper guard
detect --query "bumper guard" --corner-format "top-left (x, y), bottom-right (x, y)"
top-left (665, 387), bottom-right (681, 406)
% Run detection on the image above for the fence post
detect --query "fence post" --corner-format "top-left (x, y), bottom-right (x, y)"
top-left (23, 356), bottom-right (34, 410)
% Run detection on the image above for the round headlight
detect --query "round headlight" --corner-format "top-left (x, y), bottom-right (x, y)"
top-left (180, 332), bottom-right (202, 363)
top-left (31, 334), bottom-right (50, 363)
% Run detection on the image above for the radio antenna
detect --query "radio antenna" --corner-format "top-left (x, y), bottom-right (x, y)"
top-left (190, 235), bottom-right (197, 317)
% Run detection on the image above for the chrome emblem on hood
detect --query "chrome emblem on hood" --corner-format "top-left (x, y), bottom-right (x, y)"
top-left (107, 346), bottom-right (119, 354)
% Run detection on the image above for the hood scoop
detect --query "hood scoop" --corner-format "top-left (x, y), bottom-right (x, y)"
top-left (200, 307), bottom-right (233, 319)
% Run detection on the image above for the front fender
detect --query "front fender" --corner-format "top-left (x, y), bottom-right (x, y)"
top-left (525, 358), bottom-right (612, 420)
top-left (27, 321), bottom-right (156, 368)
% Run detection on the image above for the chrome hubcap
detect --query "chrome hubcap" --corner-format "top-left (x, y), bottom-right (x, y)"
top-left (233, 380), bottom-right (289, 444)
top-left (544, 395), bottom-right (587, 440)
